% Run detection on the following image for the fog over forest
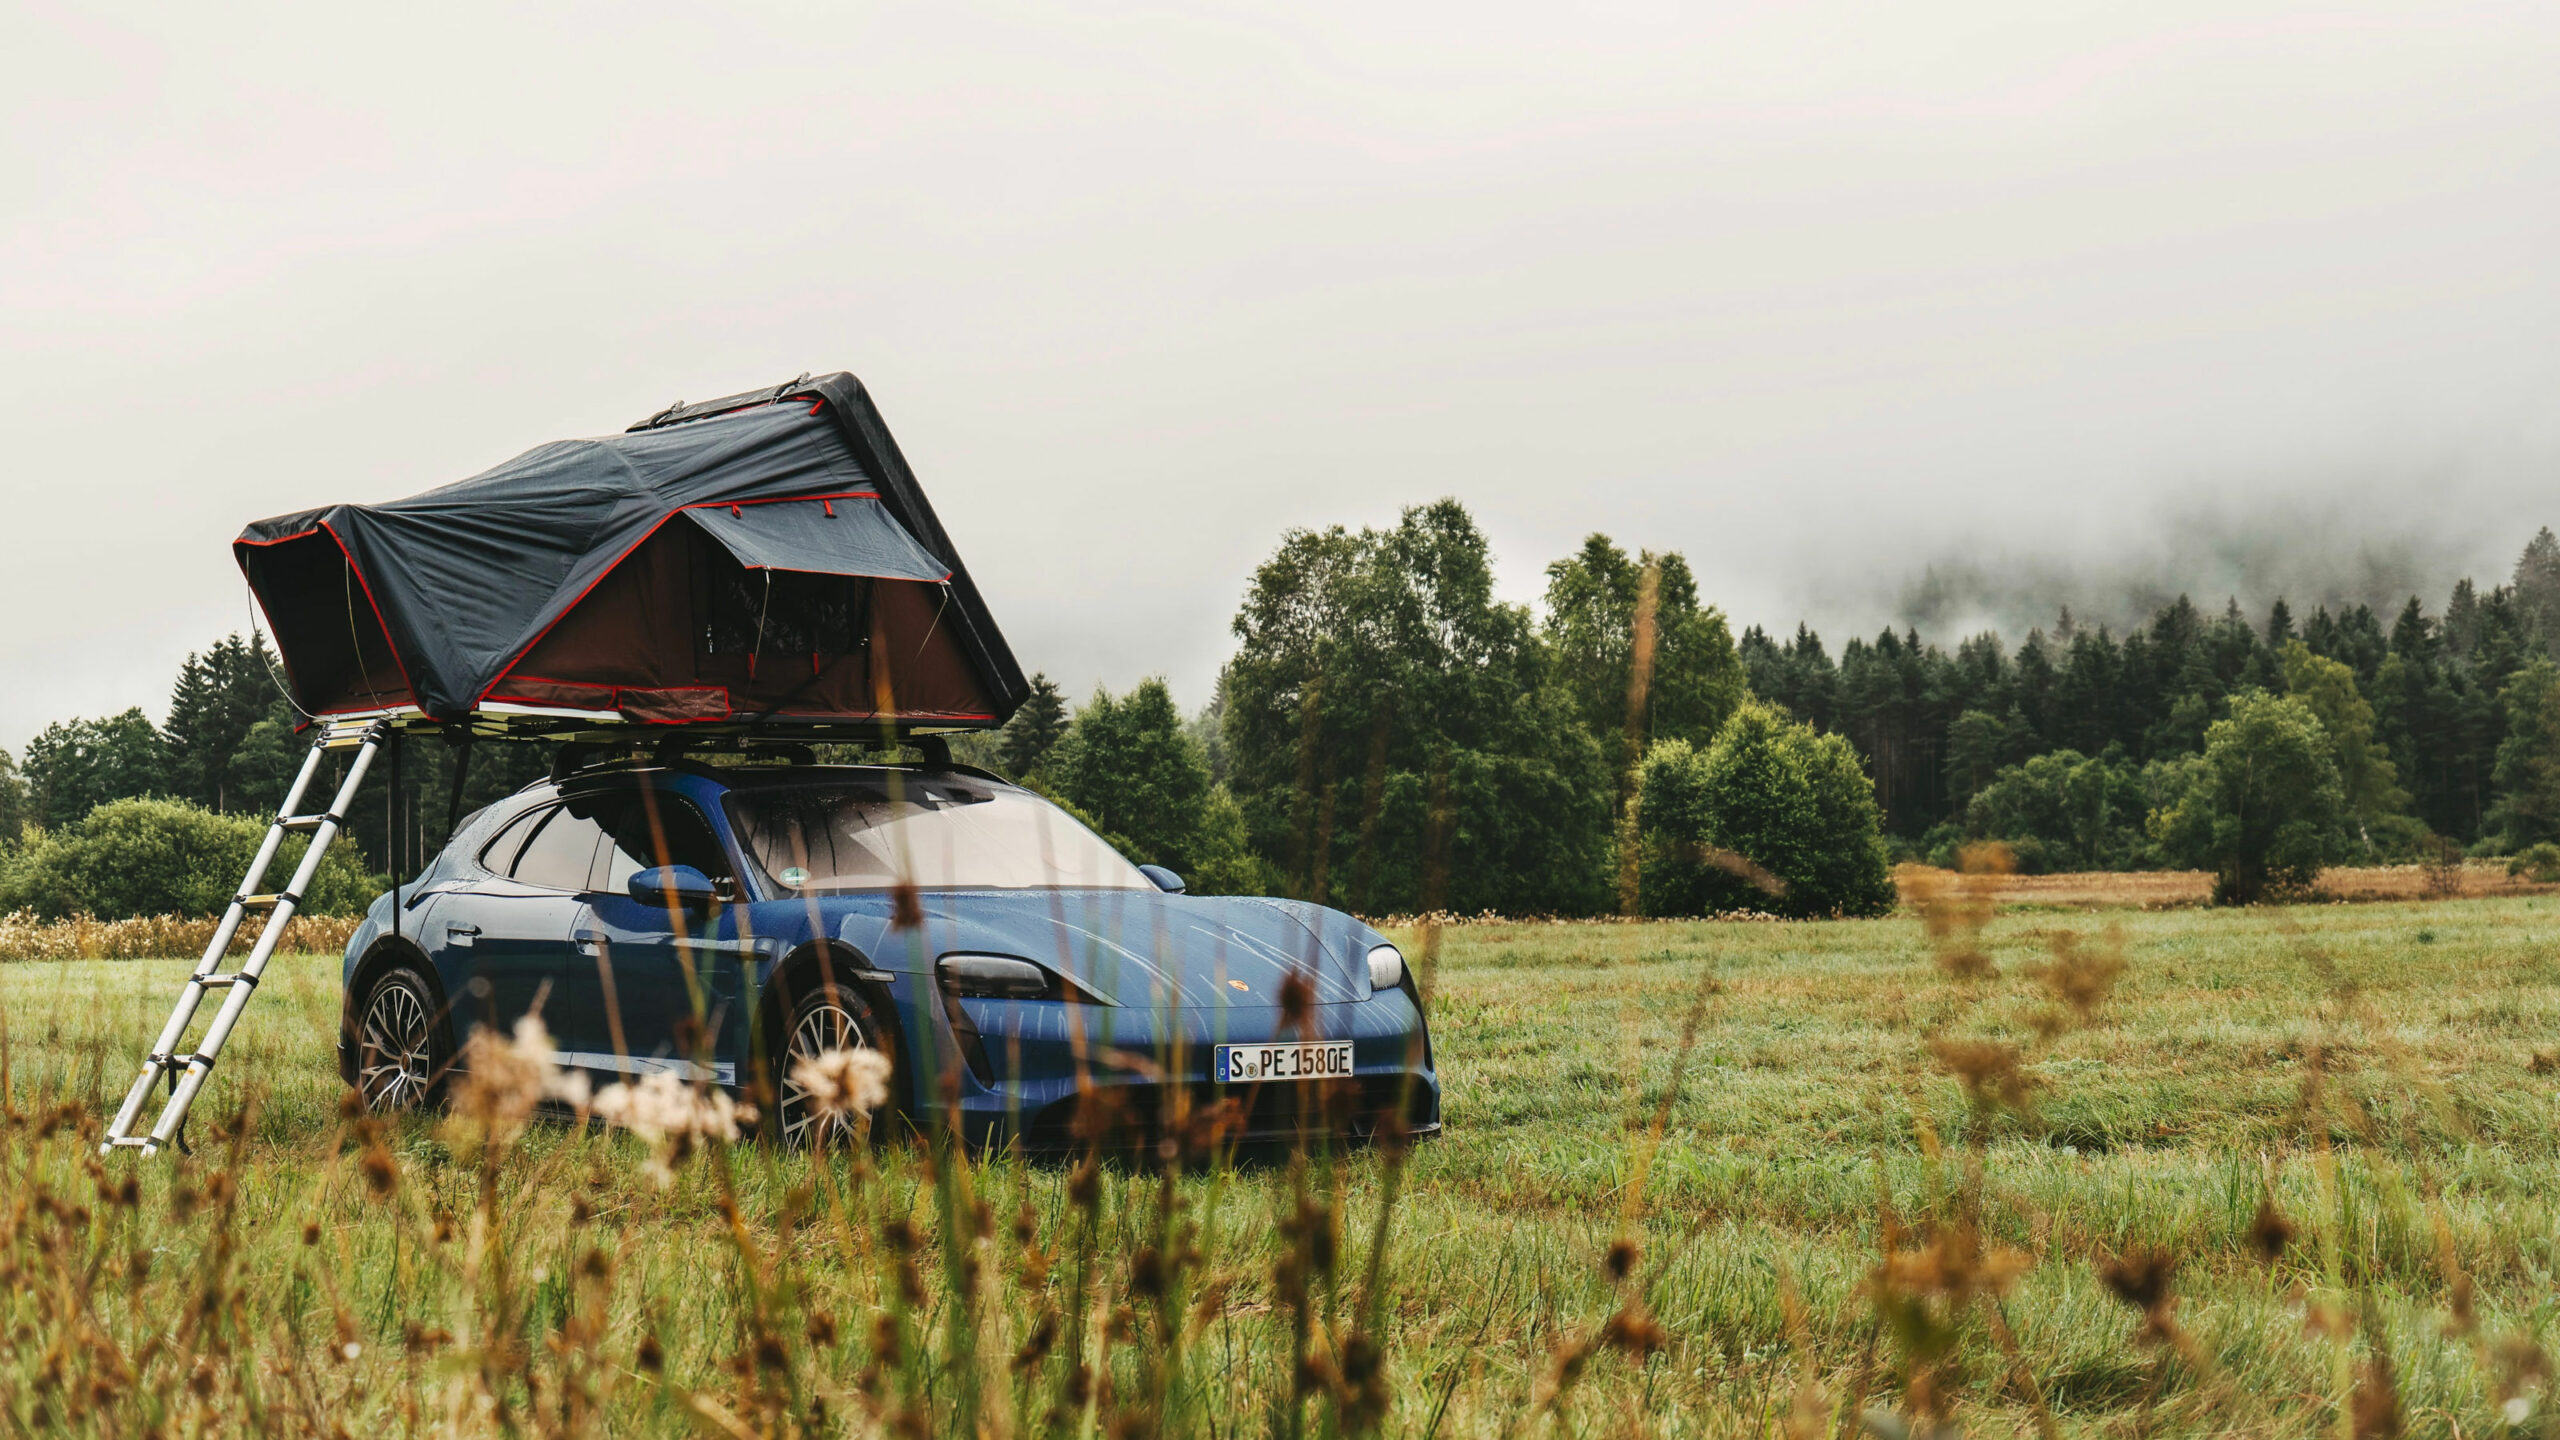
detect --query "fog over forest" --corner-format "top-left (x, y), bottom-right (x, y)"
top-left (1751, 470), bottom-right (2547, 654)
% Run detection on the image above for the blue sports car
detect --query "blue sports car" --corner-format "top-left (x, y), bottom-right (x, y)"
top-left (337, 757), bottom-right (1440, 1152)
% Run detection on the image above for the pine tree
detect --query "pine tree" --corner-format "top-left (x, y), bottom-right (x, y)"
top-left (2265, 597), bottom-right (2295, 650)
top-left (2514, 526), bottom-right (2560, 658)
top-left (998, 674), bottom-right (1069, 778)
top-left (2388, 597), bottom-right (2433, 662)
top-left (2443, 578), bottom-right (2483, 660)
top-left (162, 633), bottom-right (290, 812)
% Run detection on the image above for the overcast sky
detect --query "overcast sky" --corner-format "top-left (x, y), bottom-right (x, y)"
top-left (6, 2), bottom-right (2557, 751)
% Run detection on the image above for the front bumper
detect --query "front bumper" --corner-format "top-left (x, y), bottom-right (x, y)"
top-left (931, 993), bottom-right (1439, 1152)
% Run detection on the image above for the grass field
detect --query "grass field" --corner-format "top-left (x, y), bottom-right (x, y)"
top-left (4, 892), bottom-right (2557, 1436)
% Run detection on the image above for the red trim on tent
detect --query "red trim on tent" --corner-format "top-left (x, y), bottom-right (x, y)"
top-left (234, 527), bottom-right (323, 548)
top-left (472, 505), bottom-right (691, 711)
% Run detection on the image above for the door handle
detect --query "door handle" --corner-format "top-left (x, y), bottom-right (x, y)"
top-left (445, 923), bottom-right (479, 946)
top-left (574, 930), bottom-right (605, 957)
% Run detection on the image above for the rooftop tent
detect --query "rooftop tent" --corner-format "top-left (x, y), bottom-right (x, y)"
top-left (234, 373), bottom-right (1028, 735)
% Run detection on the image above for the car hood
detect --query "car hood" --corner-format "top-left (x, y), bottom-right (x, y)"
top-left (816, 891), bottom-right (1377, 1007)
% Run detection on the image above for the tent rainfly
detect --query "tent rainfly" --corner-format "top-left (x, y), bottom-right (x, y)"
top-left (235, 373), bottom-right (1028, 736)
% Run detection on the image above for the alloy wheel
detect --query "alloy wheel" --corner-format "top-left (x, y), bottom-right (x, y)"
top-left (778, 1000), bottom-right (874, 1150)
top-left (357, 980), bottom-right (432, 1112)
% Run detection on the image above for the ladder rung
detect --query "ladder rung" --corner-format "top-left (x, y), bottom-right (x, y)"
top-left (236, 893), bottom-right (297, 910)
top-left (104, 1137), bottom-right (159, 1151)
top-left (148, 1051), bottom-right (212, 1071)
top-left (278, 812), bottom-right (337, 832)
top-left (195, 973), bottom-right (257, 992)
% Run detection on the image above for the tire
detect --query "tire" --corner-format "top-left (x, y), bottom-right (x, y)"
top-left (353, 964), bottom-right (446, 1114)
top-left (773, 979), bottom-right (892, 1151)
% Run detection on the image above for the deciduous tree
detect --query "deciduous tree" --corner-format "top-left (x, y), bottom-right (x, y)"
top-left (1540, 534), bottom-right (1745, 784)
top-left (1637, 702), bottom-right (1894, 918)
top-left (20, 709), bottom-right (162, 830)
top-left (2278, 640), bottom-right (2409, 854)
top-left (2150, 691), bottom-right (2348, 904)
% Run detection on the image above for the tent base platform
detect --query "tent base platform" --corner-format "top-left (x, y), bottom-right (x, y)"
top-left (305, 703), bottom-right (996, 746)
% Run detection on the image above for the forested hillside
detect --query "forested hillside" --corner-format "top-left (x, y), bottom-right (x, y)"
top-left (8, 512), bottom-right (2560, 919)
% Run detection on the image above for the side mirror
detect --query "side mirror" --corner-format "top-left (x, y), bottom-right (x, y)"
top-left (1138, 864), bottom-right (1187, 894)
top-left (631, 864), bottom-right (717, 910)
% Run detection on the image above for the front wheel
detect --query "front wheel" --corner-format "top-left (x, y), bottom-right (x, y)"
top-left (353, 964), bottom-right (446, 1113)
top-left (774, 983), bottom-right (893, 1150)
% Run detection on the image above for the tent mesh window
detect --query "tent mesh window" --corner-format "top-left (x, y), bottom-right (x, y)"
top-left (699, 565), bottom-right (872, 660)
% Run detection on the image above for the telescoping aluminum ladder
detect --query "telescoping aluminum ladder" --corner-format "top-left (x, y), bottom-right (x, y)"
top-left (101, 717), bottom-right (389, 1157)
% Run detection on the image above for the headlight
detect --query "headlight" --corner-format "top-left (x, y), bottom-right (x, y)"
top-left (935, 953), bottom-right (1109, 1004)
top-left (1366, 943), bottom-right (1405, 991)
top-left (937, 954), bottom-right (1051, 1000)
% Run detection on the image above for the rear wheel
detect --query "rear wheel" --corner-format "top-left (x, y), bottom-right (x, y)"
top-left (775, 983), bottom-right (891, 1150)
top-left (354, 964), bottom-right (445, 1113)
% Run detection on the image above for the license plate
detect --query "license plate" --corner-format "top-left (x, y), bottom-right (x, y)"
top-left (1215, 1042), bottom-right (1354, 1083)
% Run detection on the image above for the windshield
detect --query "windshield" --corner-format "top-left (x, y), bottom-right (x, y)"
top-left (724, 776), bottom-right (1155, 893)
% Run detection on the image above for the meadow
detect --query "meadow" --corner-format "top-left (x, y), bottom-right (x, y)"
top-left (3, 887), bottom-right (2556, 1437)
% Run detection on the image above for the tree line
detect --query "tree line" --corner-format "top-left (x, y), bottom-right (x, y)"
top-left (12, 508), bottom-right (2560, 920)
top-left (1741, 527), bottom-right (2560, 882)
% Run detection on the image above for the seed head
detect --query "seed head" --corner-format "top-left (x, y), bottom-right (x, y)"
top-left (2097, 1246), bottom-right (2178, 1319)
top-left (360, 1145), bottom-right (399, 1198)
top-left (890, 878), bottom-right (924, 931)
top-left (1599, 1305), bottom-right (1667, 1358)
top-left (2039, 927), bottom-right (2129, 1022)
top-left (1930, 1037), bottom-right (2035, 1113)
top-left (2249, 1196), bottom-right (2294, 1266)
top-left (1279, 970), bottom-right (1314, 1029)
top-left (588, 1070), bottom-right (754, 1181)
top-left (450, 1014), bottom-right (587, 1141)
top-left (2352, 1352), bottom-right (2403, 1439)
top-left (789, 1045), bottom-right (891, 1119)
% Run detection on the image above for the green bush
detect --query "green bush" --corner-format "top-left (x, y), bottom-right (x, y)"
top-left (0, 797), bottom-right (380, 921)
top-left (1962, 749), bottom-right (2159, 872)
top-left (2150, 691), bottom-right (2348, 904)
top-left (1637, 702), bottom-right (1895, 918)
top-left (2508, 841), bottom-right (2560, 883)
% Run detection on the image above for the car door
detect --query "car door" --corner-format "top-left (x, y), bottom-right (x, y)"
top-left (573, 783), bottom-right (748, 1084)
top-left (462, 801), bottom-right (604, 1050)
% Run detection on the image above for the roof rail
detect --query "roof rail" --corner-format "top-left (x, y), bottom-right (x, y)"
top-left (546, 730), bottom-right (952, 783)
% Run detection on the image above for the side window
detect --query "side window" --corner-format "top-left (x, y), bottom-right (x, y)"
top-left (592, 788), bottom-right (734, 892)
top-left (477, 805), bottom-right (548, 874)
top-left (511, 807), bottom-right (607, 891)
